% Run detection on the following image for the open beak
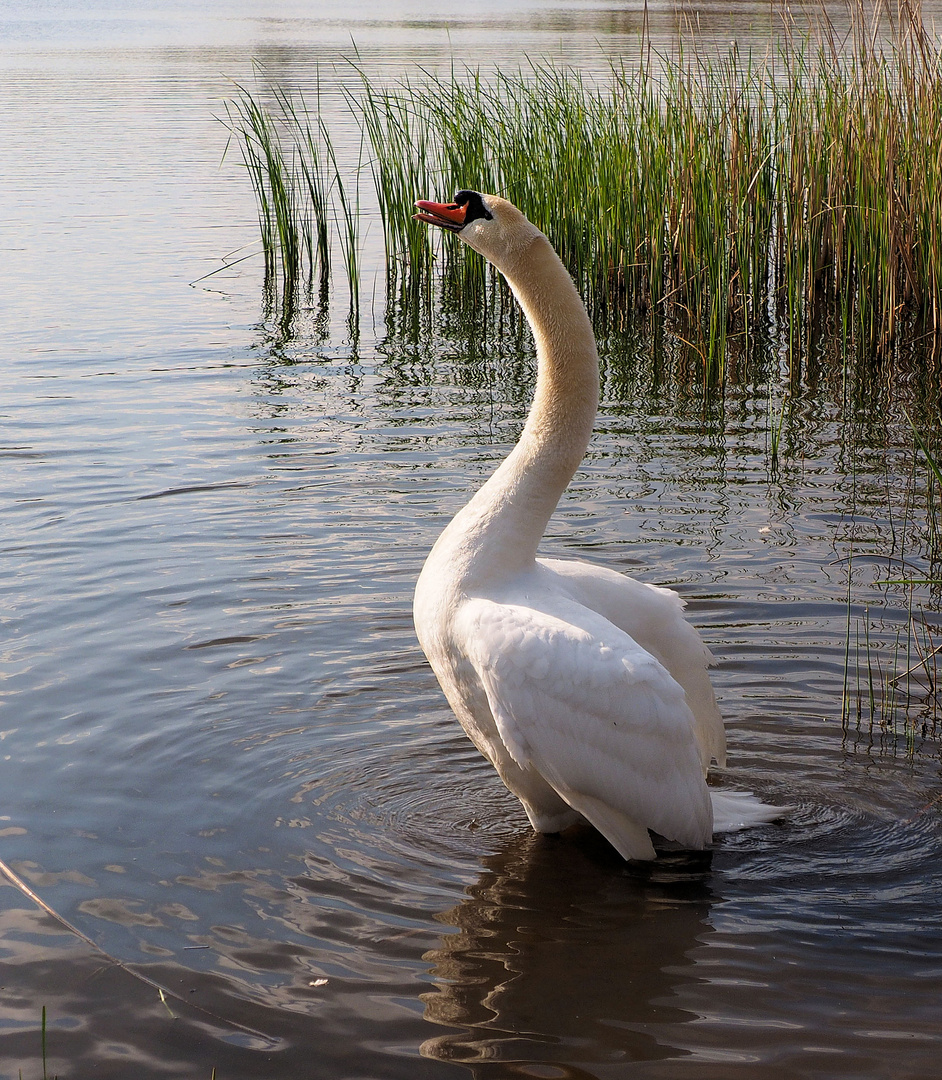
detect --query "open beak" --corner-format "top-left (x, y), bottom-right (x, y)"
top-left (413, 199), bottom-right (467, 233)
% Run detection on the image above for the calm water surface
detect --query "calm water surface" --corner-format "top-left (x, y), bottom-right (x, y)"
top-left (3, 2), bottom-right (942, 1077)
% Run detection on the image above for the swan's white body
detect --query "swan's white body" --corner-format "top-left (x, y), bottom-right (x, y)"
top-left (413, 192), bottom-right (781, 860)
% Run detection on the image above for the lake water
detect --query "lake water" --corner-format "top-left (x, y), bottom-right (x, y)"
top-left (3, 1), bottom-right (942, 1077)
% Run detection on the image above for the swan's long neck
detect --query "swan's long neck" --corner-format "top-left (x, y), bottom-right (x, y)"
top-left (436, 232), bottom-right (600, 586)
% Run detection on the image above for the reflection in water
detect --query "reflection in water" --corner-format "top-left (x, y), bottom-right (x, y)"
top-left (421, 829), bottom-right (714, 1076)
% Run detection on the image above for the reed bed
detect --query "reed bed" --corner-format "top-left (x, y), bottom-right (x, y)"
top-left (224, 78), bottom-right (361, 322)
top-left (228, 2), bottom-right (942, 372)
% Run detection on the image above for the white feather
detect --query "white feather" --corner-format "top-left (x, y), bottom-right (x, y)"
top-left (456, 592), bottom-right (713, 858)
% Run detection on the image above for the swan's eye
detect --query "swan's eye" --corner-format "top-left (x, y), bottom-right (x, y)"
top-left (453, 190), bottom-right (493, 223)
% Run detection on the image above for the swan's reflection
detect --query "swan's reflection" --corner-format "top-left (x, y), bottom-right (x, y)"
top-left (421, 828), bottom-right (715, 1077)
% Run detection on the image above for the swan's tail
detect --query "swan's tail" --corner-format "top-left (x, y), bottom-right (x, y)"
top-left (710, 789), bottom-right (788, 833)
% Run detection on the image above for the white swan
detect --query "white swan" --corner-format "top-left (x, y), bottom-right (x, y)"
top-left (412, 190), bottom-right (782, 860)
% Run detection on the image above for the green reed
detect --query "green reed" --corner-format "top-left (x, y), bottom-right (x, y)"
top-left (225, 74), bottom-right (360, 322)
top-left (227, 2), bottom-right (942, 372)
top-left (841, 407), bottom-right (942, 741)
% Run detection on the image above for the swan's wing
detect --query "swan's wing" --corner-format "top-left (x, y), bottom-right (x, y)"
top-left (456, 597), bottom-right (713, 857)
top-left (538, 558), bottom-right (726, 770)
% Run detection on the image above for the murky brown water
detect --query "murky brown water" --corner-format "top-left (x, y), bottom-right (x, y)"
top-left (3, 2), bottom-right (942, 1077)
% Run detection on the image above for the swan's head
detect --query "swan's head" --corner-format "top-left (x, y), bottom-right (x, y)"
top-left (414, 190), bottom-right (542, 269)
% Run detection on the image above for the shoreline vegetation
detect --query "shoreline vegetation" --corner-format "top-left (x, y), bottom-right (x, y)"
top-left (226, 0), bottom-right (942, 376)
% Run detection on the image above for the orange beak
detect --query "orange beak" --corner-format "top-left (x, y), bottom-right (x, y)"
top-left (413, 199), bottom-right (467, 232)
